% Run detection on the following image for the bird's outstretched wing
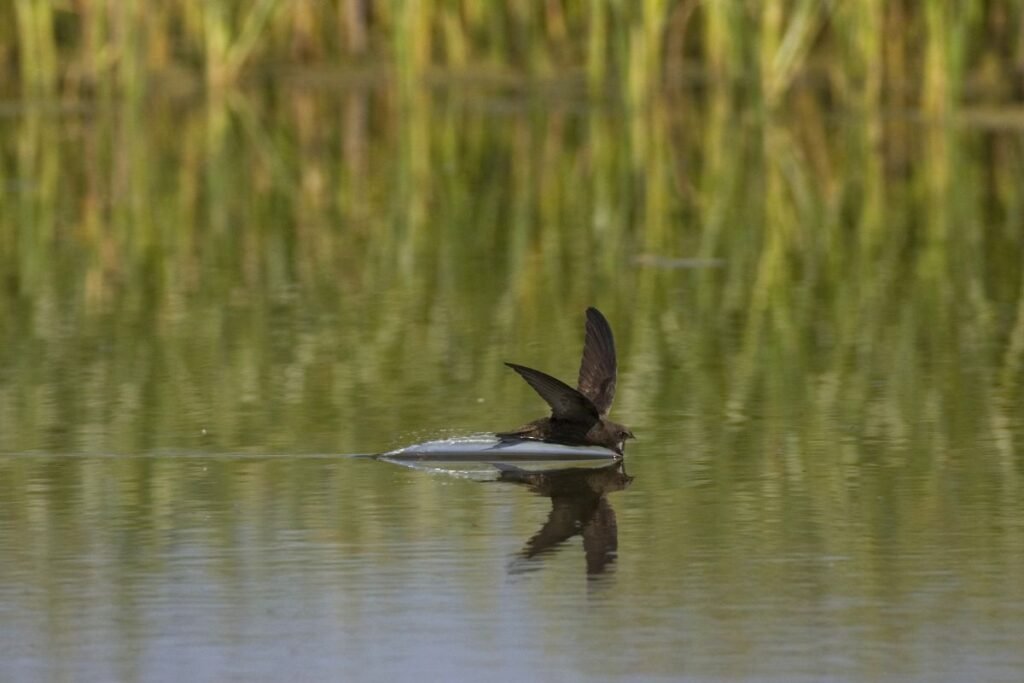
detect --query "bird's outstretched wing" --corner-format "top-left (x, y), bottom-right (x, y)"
top-left (577, 307), bottom-right (617, 415)
top-left (505, 363), bottom-right (599, 424)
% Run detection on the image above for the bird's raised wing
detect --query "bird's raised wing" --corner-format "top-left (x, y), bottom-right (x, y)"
top-left (505, 363), bottom-right (599, 424)
top-left (577, 307), bottom-right (617, 415)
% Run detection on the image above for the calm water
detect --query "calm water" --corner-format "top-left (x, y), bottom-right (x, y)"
top-left (1, 83), bottom-right (1023, 682)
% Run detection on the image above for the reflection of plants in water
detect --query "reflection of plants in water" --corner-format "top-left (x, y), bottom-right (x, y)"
top-left (2, 85), bottom-right (1020, 462)
top-left (495, 462), bottom-right (633, 577)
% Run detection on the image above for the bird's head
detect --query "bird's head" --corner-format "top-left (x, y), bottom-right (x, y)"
top-left (594, 419), bottom-right (635, 456)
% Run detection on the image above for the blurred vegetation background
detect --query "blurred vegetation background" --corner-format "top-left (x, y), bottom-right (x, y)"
top-left (2, 0), bottom-right (1023, 109)
top-left (1, 1), bottom-right (1022, 461)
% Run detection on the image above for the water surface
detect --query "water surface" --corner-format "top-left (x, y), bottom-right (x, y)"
top-left (1, 84), bottom-right (1022, 681)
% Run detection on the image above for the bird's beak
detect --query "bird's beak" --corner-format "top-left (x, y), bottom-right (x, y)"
top-left (627, 431), bottom-right (636, 440)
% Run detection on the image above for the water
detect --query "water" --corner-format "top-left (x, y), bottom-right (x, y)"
top-left (1, 83), bottom-right (1023, 682)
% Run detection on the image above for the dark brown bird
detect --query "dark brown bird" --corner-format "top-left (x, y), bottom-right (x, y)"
top-left (497, 307), bottom-right (635, 455)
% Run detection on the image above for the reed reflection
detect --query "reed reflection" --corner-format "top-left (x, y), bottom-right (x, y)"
top-left (495, 462), bottom-right (633, 578)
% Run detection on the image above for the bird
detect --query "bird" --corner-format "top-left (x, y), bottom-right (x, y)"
top-left (496, 307), bottom-right (635, 456)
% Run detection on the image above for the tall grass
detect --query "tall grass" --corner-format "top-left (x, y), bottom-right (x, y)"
top-left (1, 1), bottom-right (1021, 109)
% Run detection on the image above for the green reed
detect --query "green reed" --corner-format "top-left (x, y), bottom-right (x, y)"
top-left (2, 1), bottom-right (1022, 109)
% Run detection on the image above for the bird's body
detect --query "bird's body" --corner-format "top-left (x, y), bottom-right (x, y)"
top-left (497, 412), bottom-right (631, 453)
top-left (497, 307), bottom-right (634, 455)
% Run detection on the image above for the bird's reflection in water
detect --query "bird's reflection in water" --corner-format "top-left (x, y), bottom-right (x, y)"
top-left (494, 461), bottom-right (633, 578)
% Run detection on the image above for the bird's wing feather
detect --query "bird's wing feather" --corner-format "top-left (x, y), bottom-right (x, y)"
top-left (577, 307), bottom-right (618, 415)
top-left (505, 363), bottom-right (599, 424)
